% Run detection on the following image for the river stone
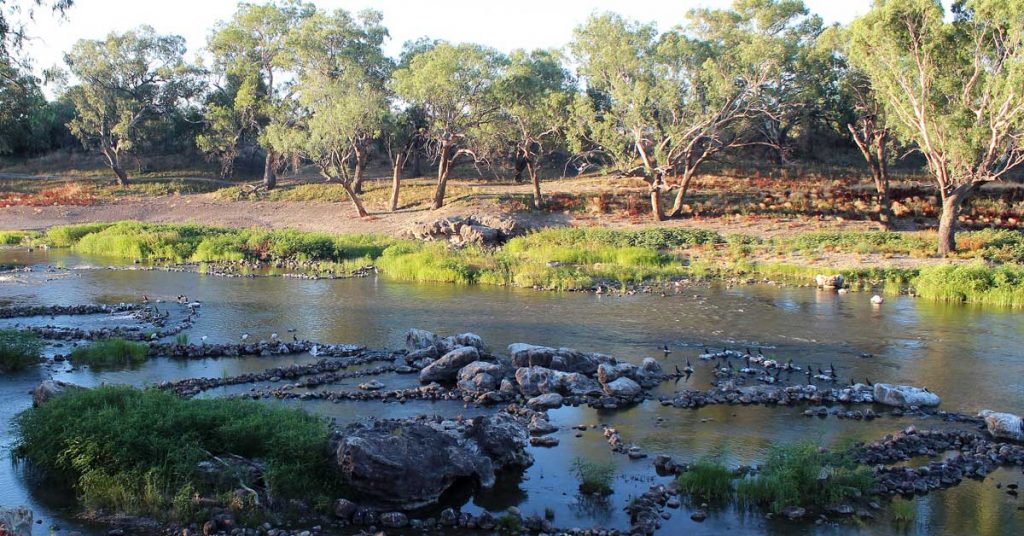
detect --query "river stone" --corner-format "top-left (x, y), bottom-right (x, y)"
top-left (597, 362), bottom-right (636, 384)
top-left (558, 372), bottom-right (603, 396)
top-left (641, 357), bottom-right (663, 376)
top-left (419, 346), bottom-right (481, 383)
top-left (527, 392), bottom-right (564, 410)
top-left (31, 379), bottom-right (83, 407)
top-left (872, 383), bottom-right (940, 407)
top-left (330, 413), bottom-right (531, 509)
top-left (509, 343), bottom-right (557, 368)
top-left (405, 329), bottom-right (439, 352)
top-left (603, 377), bottom-right (642, 397)
top-left (380, 512), bottom-right (409, 528)
top-left (550, 348), bottom-right (606, 375)
top-left (0, 506), bottom-right (33, 536)
top-left (815, 274), bottom-right (845, 289)
top-left (333, 498), bottom-right (358, 520)
top-left (515, 366), bottom-right (560, 396)
top-left (978, 410), bottom-right (1024, 441)
top-left (457, 361), bottom-right (505, 393)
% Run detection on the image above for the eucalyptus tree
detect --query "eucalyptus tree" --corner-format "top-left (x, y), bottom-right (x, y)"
top-left (207, 1), bottom-right (314, 189)
top-left (1, 0), bottom-right (72, 68)
top-left (263, 8), bottom-right (388, 217)
top-left (381, 108), bottom-right (425, 212)
top-left (492, 48), bottom-right (573, 209)
top-left (849, 0), bottom-right (1024, 254)
top-left (569, 13), bottom-right (765, 220)
top-left (63, 26), bottom-right (200, 185)
top-left (393, 42), bottom-right (506, 210)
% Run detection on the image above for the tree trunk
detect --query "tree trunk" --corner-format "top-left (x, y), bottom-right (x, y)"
top-left (102, 147), bottom-right (129, 186)
top-left (937, 184), bottom-right (975, 256)
top-left (263, 150), bottom-right (277, 190)
top-left (412, 150), bottom-right (422, 177)
top-left (528, 161), bottom-right (543, 209)
top-left (352, 146), bottom-right (368, 194)
top-left (875, 140), bottom-right (892, 229)
top-left (389, 160), bottom-right (403, 212)
top-left (340, 180), bottom-right (368, 218)
top-left (650, 186), bottom-right (665, 222)
top-left (667, 169), bottom-right (695, 218)
top-left (513, 155), bottom-right (527, 183)
top-left (432, 144), bottom-right (450, 210)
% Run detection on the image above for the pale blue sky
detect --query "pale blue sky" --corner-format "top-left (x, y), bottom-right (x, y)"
top-left (22, 0), bottom-right (876, 75)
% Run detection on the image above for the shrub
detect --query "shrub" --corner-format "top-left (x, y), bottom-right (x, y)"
top-left (676, 458), bottom-right (734, 502)
top-left (572, 458), bottom-right (615, 496)
top-left (45, 222), bottom-right (113, 247)
top-left (736, 442), bottom-right (874, 513)
top-left (0, 230), bottom-right (39, 245)
top-left (14, 386), bottom-right (340, 520)
top-left (69, 338), bottom-right (150, 368)
top-left (0, 329), bottom-right (43, 371)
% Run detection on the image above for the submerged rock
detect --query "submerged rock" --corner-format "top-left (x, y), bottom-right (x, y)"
top-left (815, 274), bottom-right (845, 289)
top-left (873, 384), bottom-right (940, 407)
top-left (0, 506), bottom-right (33, 536)
top-left (330, 413), bottom-right (531, 510)
top-left (979, 410), bottom-right (1024, 441)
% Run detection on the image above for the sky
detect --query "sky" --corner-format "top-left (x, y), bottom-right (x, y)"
top-left (18, 0), bottom-right (876, 76)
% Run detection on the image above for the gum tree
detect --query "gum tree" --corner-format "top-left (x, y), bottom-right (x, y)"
top-left (207, 1), bottom-right (314, 190)
top-left (493, 48), bottom-right (573, 209)
top-left (63, 26), bottom-right (200, 185)
top-left (849, 0), bottom-right (1024, 254)
top-left (393, 42), bottom-right (505, 210)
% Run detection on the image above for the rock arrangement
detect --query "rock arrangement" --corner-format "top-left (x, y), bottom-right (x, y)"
top-left (18, 302), bottom-right (198, 342)
top-left (0, 303), bottom-right (139, 319)
top-left (147, 340), bottom-right (364, 360)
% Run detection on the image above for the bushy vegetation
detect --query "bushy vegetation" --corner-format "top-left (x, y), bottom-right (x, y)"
top-left (913, 263), bottom-right (1024, 307)
top-left (14, 386), bottom-right (340, 521)
top-left (0, 230), bottom-right (39, 245)
top-left (736, 442), bottom-right (874, 514)
top-left (0, 329), bottom-right (43, 371)
top-left (571, 458), bottom-right (615, 496)
top-left (676, 458), bottom-right (735, 503)
top-left (69, 338), bottom-right (149, 368)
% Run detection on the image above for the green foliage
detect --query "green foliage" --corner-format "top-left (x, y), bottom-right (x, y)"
top-left (374, 241), bottom-right (478, 285)
top-left (890, 497), bottom-right (916, 523)
top-left (676, 459), bottom-right (735, 503)
top-left (0, 329), bottom-right (43, 371)
top-left (15, 386), bottom-right (339, 520)
top-left (913, 263), bottom-right (1024, 307)
top-left (571, 458), bottom-right (615, 496)
top-left (736, 442), bottom-right (874, 513)
top-left (0, 230), bottom-right (39, 245)
top-left (775, 231), bottom-right (933, 255)
top-left (495, 513), bottom-right (522, 534)
top-left (69, 338), bottom-right (149, 369)
top-left (45, 222), bottom-right (113, 247)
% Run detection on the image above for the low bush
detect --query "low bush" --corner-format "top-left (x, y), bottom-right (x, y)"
top-left (14, 386), bottom-right (340, 521)
top-left (0, 329), bottom-right (43, 371)
top-left (914, 263), bottom-right (1024, 307)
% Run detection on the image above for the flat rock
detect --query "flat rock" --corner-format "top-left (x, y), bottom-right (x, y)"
top-left (419, 346), bottom-right (481, 383)
top-left (873, 383), bottom-right (940, 407)
top-left (979, 410), bottom-right (1024, 441)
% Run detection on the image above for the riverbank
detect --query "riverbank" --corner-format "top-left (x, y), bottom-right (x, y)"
top-left (5, 221), bottom-right (1024, 306)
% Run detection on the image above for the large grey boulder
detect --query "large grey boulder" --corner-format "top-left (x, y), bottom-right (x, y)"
top-left (515, 366), bottom-right (561, 396)
top-left (419, 346), bottom-right (481, 383)
top-left (456, 361), bottom-right (505, 394)
top-left (872, 384), bottom-right (940, 407)
top-left (978, 410), bottom-right (1024, 441)
top-left (331, 413), bottom-right (531, 510)
top-left (603, 377), bottom-right (642, 397)
top-left (31, 380), bottom-right (84, 407)
top-left (815, 274), bottom-right (845, 289)
top-left (509, 344), bottom-right (557, 368)
top-left (527, 392), bottom-right (564, 410)
top-left (405, 329), bottom-right (440, 352)
top-left (558, 372), bottom-right (603, 396)
top-left (0, 506), bottom-right (33, 536)
top-left (508, 343), bottom-right (608, 374)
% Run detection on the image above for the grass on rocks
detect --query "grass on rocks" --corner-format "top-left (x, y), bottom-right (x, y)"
top-left (676, 458), bottom-right (735, 503)
top-left (0, 329), bottom-right (43, 371)
top-left (572, 458), bottom-right (615, 496)
top-left (69, 338), bottom-right (149, 368)
top-left (14, 386), bottom-right (340, 522)
top-left (735, 442), bottom-right (875, 514)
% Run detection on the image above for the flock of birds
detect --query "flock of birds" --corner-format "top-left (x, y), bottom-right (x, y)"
top-left (662, 344), bottom-right (877, 388)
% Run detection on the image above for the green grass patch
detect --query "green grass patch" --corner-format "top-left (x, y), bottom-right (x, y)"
top-left (69, 338), bottom-right (149, 369)
top-left (14, 386), bottom-right (340, 521)
top-left (736, 442), bottom-right (874, 514)
top-left (890, 497), bottom-right (916, 523)
top-left (0, 329), bottom-right (43, 371)
top-left (676, 458), bottom-right (735, 503)
top-left (913, 263), bottom-right (1024, 307)
top-left (572, 458), bottom-right (615, 496)
top-left (0, 230), bottom-right (40, 245)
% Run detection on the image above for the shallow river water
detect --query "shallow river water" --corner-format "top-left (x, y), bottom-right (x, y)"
top-left (1, 248), bottom-right (1022, 535)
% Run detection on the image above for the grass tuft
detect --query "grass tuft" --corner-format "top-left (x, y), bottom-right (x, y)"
top-left (676, 458), bottom-right (734, 502)
top-left (0, 329), bottom-right (43, 371)
top-left (69, 338), bottom-right (149, 369)
top-left (572, 458), bottom-right (615, 496)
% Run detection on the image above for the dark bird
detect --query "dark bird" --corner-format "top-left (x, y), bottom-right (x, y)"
top-left (829, 363), bottom-right (836, 376)
top-left (745, 347), bottom-right (752, 356)
top-left (662, 344), bottom-right (671, 355)
top-left (865, 377), bottom-right (874, 387)
top-left (745, 355), bottom-right (751, 368)
top-left (684, 359), bottom-right (694, 374)
top-left (758, 347), bottom-right (765, 356)
top-left (292, 334), bottom-right (298, 342)
top-left (817, 367), bottom-right (824, 376)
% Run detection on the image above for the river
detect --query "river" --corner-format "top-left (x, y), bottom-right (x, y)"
top-left (1, 247), bottom-right (1022, 535)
